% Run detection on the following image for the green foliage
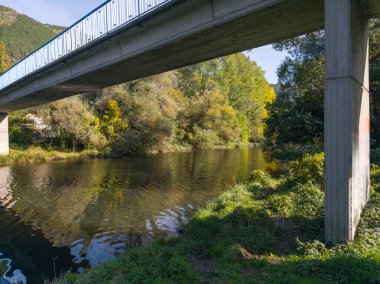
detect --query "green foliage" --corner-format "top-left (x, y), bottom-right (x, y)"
top-left (269, 182), bottom-right (324, 220)
top-left (190, 126), bottom-right (220, 148)
top-left (289, 153), bottom-right (324, 184)
top-left (36, 97), bottom-right (107, 151)
top-left (91, 73), bottom-right (179, 153)
top-left (264, 143), bottom-right (321, 164)
top-left (371, 148), bottom-right (380, 165)
top-left (265, 21), bottom-right (380, 161)
top-left (249, 169), bottom-right (277, 188)
top-left (176, 91), bottom-right (242, 147)
top-left (264, 32), bottom-right (325, 163)
top-left (9, 110), bottom-right (37, 146)
top-left (180, 53), bottom-right (275, 144)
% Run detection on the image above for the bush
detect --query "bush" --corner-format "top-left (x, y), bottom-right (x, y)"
top-left (289, 153), bottom-right (324, 185)
top-left (269, 182), bottom-right (324, 219)
top-left (249, 169), bottom-right (277, 188)
top-left (371, 148), bottom-right (380, 165)
top-left (263, 142), bottom-right (321, 164)
top-left (190, 126), bottom-right (220, 148)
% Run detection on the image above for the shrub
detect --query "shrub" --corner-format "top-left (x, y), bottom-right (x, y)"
top-left (190, 126), bottom-right (220, 148)
top-left (269, 182), bottom-right (324, 219)
top-left (371, 148), bottom-right (380, 165)
top-left (249, 169), bottom-right (277, 188)
top-left (289, 153), bottom-right (324, 185)
top-left (263, 142), bottom-right (321, 164)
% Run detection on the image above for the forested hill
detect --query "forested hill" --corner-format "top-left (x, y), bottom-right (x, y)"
top-left (0, 5), bottom-right (64, 62)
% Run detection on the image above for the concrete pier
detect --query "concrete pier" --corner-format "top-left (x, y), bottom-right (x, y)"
top-left (324, 0), bottom-right (370, 244)
top-left (0, 114), bottom-right (9, 156)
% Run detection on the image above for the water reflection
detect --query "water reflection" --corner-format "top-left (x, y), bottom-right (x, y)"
top-left (0, 148), bottom-right (264, 283)
top-left (0, 256), bottom-right (26, 284)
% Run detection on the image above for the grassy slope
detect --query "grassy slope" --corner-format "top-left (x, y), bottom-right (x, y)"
top-left (56, 154), bottom-right (380, 283)
top-left (0, 5), bottom-right (64, 61)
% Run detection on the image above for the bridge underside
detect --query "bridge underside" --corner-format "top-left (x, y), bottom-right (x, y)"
top-left (0, 0), bottom-right (327, 112)
top-left (0, 0), bottom-right (379, 245)
top-left (0, 0), bottom-right (379, 112)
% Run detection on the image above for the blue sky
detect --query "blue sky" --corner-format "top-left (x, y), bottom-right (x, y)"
top-left (1, 0), bottom-right (287, 83)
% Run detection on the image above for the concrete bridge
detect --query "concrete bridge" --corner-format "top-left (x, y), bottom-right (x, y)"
top-left (0, 0), bottom-right (379, 245)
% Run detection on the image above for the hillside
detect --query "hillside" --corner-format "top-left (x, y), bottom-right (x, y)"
top-left (0, 5), bottom-right (65, 62)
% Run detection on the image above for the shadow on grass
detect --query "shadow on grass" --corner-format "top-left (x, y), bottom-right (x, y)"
top-left (180, 203), bottom-right (323, 257)
top-left (173, 176), bottom-right (380, 283)
top-left (177, 199), bottom-right (380, 283)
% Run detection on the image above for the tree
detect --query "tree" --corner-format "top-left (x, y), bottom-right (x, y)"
top-left (92, 72), bottom-right (180, 153)
top-left (99, 99), bottom-right (128, 140)
top-left (179, 53), bottom-right (275, 142)
top-left (36, 97), bottom-right (107, 150)
top-left (0, 40), bottom-right (11, 73)
top-left (265, 21), bottom-right (380, 162)
top-left (265, 31), bottom-right (325, 152)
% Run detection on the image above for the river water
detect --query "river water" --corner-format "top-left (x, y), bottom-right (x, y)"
top-left (0, 148), bottom-right (264, 283)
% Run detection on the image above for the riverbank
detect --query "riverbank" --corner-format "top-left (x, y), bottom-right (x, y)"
top-left (0, 143), bottom-right (256, 166)
top-left (56, 153), bottom-right (380, 283)
top-left (0, 147), bottom-right (108, 166)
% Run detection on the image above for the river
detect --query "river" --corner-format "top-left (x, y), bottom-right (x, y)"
top-left (0, 148), bottom-right (264, 283)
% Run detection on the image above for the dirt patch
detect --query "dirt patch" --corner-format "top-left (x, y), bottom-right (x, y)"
top-left (188, 252), bottom-right (215, 284)
top-left (239, 246), bottom-right (281, 264)
top-left (271, 215), bottom-right (298, 231)
top-left (240, 246), bottom-right (260, 260)
top-left (271, 214), bottom-right (301, 254)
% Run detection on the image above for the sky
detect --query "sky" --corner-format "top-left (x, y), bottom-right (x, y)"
top-left (0, 0), bottom-right (287, 84)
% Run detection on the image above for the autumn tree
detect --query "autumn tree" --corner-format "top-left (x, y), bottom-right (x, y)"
top-left (35, 97), bottom-right (107, 151)
top-left (179, 53), bottom-right (275, 143)
top-left (91, 72), bottom-right (180, 153)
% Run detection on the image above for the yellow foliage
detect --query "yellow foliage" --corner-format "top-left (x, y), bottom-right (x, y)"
top-left (267, 87), bottom-right (276, 103)
top-left (106, 100), bottom-right (122, 119)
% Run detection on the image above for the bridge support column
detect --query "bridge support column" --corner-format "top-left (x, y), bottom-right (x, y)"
top-left (324, 0), bottom-right (370, 244)
top-left (0, 113), bottom-right (9, 156)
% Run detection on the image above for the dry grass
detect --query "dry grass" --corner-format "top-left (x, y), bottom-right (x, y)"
top-left (0, 147), bottom-right (104, 166)
top-left (0, 6), bottom-right (18, 26)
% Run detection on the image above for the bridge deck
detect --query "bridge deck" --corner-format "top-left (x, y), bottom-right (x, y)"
top-left (1, 0), bottom-right (325, 112)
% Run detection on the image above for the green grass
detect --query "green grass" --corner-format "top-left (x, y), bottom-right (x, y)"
top-left (0, 147), bottom-right (105, 166)
top-left (55, 154), bottom-right (380, 283)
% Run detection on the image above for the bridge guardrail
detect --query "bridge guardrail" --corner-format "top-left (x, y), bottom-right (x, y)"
top-left (0, 0), bottom-right (172, 92)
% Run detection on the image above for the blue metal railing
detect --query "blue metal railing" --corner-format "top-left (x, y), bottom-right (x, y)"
top-left (0, 0), bottom-right (173, 92)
